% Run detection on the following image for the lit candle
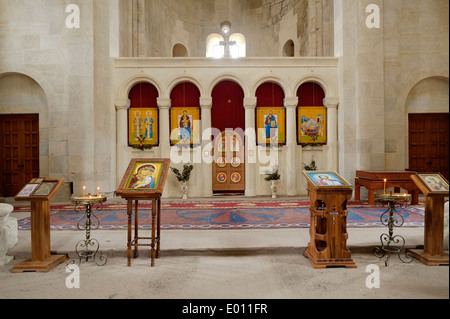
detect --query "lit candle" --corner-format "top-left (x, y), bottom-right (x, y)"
top-left (97, 187), bottom-right (100, 197)
top-left (383, 179), bottom-right (387, 194)
top-left (83, 186), bottom-right (86, 197)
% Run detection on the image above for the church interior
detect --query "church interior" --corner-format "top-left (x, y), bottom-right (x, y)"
top-left (0, 0), bottom-right (449, 303)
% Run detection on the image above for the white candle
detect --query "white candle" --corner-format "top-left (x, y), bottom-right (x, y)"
top-left (97, 187), bottom-right (100, 197)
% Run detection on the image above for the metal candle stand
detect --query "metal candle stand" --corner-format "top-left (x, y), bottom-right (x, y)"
top-left (374, 193), bottom-right (414, 266)
top-left (70, 195), bottom-right (107, 266)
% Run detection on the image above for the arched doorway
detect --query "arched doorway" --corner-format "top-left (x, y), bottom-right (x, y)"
top-left (406, 77), bottom-right (449, 180)
top-left (211, 80), bottom-right (245, 194)
top-left (0, 73), bottom-right (47, 197)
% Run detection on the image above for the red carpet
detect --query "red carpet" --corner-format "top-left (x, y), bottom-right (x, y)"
top-left (15, 199), bottom-right (425, 230)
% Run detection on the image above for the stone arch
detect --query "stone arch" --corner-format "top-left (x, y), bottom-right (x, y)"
top-left (207, 74), bottom-right (249, 98)
top-left (405, 76), bottom-right (449, 114)
top-left (167, 77), bottom-right (203, 100)
top-left (0, 72), bottom-right (50, 177)
top-left (117, 75), bottom-right (163, 102)
top-left (252, 75), bottom-right (291, 98)
top-left (294, 75), bottom-right (336, 100)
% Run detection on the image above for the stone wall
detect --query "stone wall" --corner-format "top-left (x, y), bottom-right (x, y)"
top-left (119, 0), bottom-right (333, 58)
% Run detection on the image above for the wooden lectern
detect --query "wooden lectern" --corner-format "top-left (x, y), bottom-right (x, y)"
top-left (116, 158), bottom-right (170, 267)
top-left (13, 178), bottom-right (67, 273)
top-left (303, 171), bottom-right (356, 269)
top-left (408, 173), bottom-right (449, 266)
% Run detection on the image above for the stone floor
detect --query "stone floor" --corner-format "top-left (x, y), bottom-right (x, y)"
top-left (0, 196), bottom-right (448, 304)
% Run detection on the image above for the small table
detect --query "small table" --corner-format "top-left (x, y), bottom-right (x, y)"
top-left (374, 193), bottom-right (414, 266)
top-left (70, 195), bottom-right (107, 266)
top-left (354, 170), bottom-right (420, 205)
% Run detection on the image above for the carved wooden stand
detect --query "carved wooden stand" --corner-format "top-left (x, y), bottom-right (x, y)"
top-left (408, 175), bottom-right (449, 266)
top-left (304, 183), bottom-right (357, 269)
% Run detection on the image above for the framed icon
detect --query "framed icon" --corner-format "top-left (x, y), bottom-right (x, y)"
top-left (298, 106), bottom-right (327, 145)
top-left (15, 178), bottom-right (64, 200)
top-left (170, 107), bottom-right (201, 146)
top-left (256, 107), bottom-right (286, 146)
top-left (128, 107), bottom-right (159, 147)
top-left (117, 158), bottom-right (170, 196)
top-left (416, 173), bottom-right (449, 194)
top-left (16, 183), bottom-right (40, 197)
top-left (303, 170), bottom-right (352, 188)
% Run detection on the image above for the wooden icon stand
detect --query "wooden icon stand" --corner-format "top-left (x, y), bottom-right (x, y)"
top-left (303, 171), bottom-right (356, 269)
top-left (13, 178), bottom-right (67, 273)
top-left (116, 159), bottom-right (170, 267)
top-left (408, 174), bottom-right (449, 266)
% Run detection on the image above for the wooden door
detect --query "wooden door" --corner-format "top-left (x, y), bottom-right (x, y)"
top-left (212, 130), bottom-right (245, 193)
top-left (0, 114), bottom-right (40, 196)
top-left (408, 113), bottom-right (449, 181)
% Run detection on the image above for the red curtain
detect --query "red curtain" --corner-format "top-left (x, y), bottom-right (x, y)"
top-left (170, 82), bottom-right (200, 107)
top-left (128, 82), bottom-right (159, 107)
top-left (297, 82), bottom-right (325, 106)
top-left (211, 81), bottom-right (245, 132)
top-left (255, 82), bottom-right (285, 106)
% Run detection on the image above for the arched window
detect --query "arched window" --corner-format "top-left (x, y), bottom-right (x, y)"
top-left (206, 33), bottom-right (246, 58)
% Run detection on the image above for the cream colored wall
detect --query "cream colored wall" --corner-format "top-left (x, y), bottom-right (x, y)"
top-left (335, 0), bottom-right (449, 191)
top-left (0, 0), bottom-right (117, 197)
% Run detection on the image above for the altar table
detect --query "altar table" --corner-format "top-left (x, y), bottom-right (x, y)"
top-left (354, 170), bottom-right (420, 205)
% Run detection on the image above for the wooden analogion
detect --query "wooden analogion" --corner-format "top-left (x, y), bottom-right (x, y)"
top-left (13, 178), bottom-right (67, 273)
top-left (116, 158), bottom-right (170, 267)
top-left (408, 173), bottom-right (449, 266)
top-left (303, 171), bottom-right (356, 269)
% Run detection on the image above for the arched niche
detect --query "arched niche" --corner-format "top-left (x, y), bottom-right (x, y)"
top-left (0, 72), bottom-right (49, 177)
top-left (173, 43), bottom-right (189, 57)
top-left (282, 40), bottom-right (295, 57)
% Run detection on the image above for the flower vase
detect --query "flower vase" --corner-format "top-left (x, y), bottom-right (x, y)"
top-left (180, 181), bottom-right (188, 199)
top-left (270, 180), bottom-right (278, 199)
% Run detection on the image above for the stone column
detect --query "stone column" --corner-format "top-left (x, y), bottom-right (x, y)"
top-left (115, 98), bottom-right (130, 186)
top-left (200, 97), bottom-right (213, 197)
top-left (324, 97), bottom-right (339, 171)
top-left (285, 97), bottom-right (299, 196)
top-left (244, 97), bottom-right (257, 197)
top-left (157, 98), bottom-right (171, 159)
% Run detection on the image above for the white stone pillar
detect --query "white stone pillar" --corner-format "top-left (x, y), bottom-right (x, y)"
top-left (244, 97), bottom-right (257, 197)
top-left (200, 97), bottom-right (213, 197)
top-left (115, 98), bottom-right (130, 186)
top-left (285, 97), bottom-right (299, 196)
top-left (157, 98), bottom-right (171, 159)
top-left (324, 97), bottom-right (339, 172)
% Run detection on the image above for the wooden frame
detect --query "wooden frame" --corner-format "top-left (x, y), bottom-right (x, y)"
top-left (303, 170), bottom-right (352, 188)
top-left (416, 173), bottom-right (449, 194)
top-left (15, 178), bottom-right (63, 201)
top-left (170, 107), bottom-right (201, 146)
top-left (128, 107), bottom-right (159, 147)
top-left (297, 106), bottom-right (327, 145)
top-left (256, 106), bottom-right (286, 146)
top-left (116, 158), bottom-right (170, 196)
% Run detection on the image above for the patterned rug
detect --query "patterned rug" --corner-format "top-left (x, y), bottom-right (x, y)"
top-left (16, 199), bottom-right (425, 230)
